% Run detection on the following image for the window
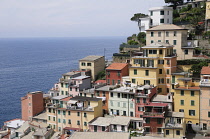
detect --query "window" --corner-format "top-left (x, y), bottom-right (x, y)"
top-left (123, 102), bottom-right (126, 108)
top-left (107, 79), bottom-right (110, 84)
top-left (58, 118), bottom-right (61, 123)
top-left (159, 49), bottom-right (163, 54)
top-left (112, 80), bottom-right (115, 85)
top-left (166, 130), bottom-right (169, 135)
top-left (158, 32), bottom-right (161, 37)
top-left (48, 116), bottom-right (50, 121)
top-left (167, 69), bottom-right (170, 74)
top-left (191, 91), bottom-right (194, 96)
top-left (81, 62), bottom-right (85, 66)
top-left (134, 69), bottom-right (137, 75)
top-left (191, 100), bottom-right (195, 106)
top-left (110, 101), bottom-right (113, 106)
top-left (184, 49), bottom-right (188, 55)
top-left (53, 117), bottom-right (55, 121)
top-left (107, 71), bottom-right (110, 76)
top-left (180, 100), bottom-right (184, 105)
top-left (91, 94), bottom-right (94, 98)
top-left (48, 108), bottom-right (51, 113)
top-left (132, 79), bottom-right (136, 84)
top-left (70, 87), bottom-right (72, 91)
top-left (59, 127), bottom-right (61, 131)
top-left (97, 91), bottom-right (99, 96)
top-left (179, 109), bottom-right (184, 112)
top-left (65, 83), bottom-right (68, 88)
top-left (117, 71), bottom-right (120, 76)
top-left (117, 80), bottom-right (120, 84)
top-left (159, 69), bottom-right (162, 74)
top-left (181, 90), bottom-right (184, 96)
top-left (117, 93), bottom-right (120, 98)
top-left (158, 88), bottom-right (162, 93)
top-left (121, 125), bottom-right (125, 131)
top-left (158, 40), bottom-right (161, 42)
top-left (75, 88), bottom-right (77, 92)
top-left (151, 40), bottom-right (154, 43)
top-left (118, 102), bottom-right (120, 107)
top-left (61, 83), bottom-right (63, 88)
top-left (208, 112), bottom-right (210, 117)
top-left (123, 111), bottom-right (126, 116)
top-left (102, 126), bottom-right (106, 131)
top-left (84, 93), bottom-right (86, 97)
top-left (58, 110), bottom-right (60, 114)
top-left (138, 107), bottom-right (144, 111)
top-left (189, 110), bottom-right (195, 116)
top-left (158, 60), bottom-right (164, 64)
top-left (63, 119), bottom-right (66, 124)
top-left (145, 70), bottom-right (149, 76)
top-left (130, 111), bottom-right (134, 117)
top-left (173, 40), bottom-right (177, 45)
top-left (166, 40), bottom-right (169, 44)
top-left (150, 11), bottom-right (153, 16)
top-left (157, 118), bottom-right (162, 124)
top-left (145, 118), bottom-right (150, 123)
top-left (84, 113), bottom-right (87, 117)
top-left (61, 91), bottom-right (64, 95)
top-left (77, 112), bottom-right (80, 116)
top-left (65, 91), bottom-right (68, 95)
top-left (103, 91), bottom-right (105, 97)
top-left (160, 10), bottom-right (164, 15)
top-left (143, 98), bottom-right (146, 103)
top-left (160, 19), bottom-right (164, 23)
top-left (149, 50), bottom-right (157, 54)
top-left (87, 63), bottom-right (91, 66)
top-left (63, 111), bottom-right (66, 115)
top-left (84, 122), bottom-right (87, 126)
top-left (167, 60), bottom-right (170, 65)
top-left (68, 119), bottom-right (71, 124)
top-left (167, 79), bottom-right (170, 83)
top-left (151, 32), bottom-right (154, 37)
top-left (113, 125), bottom-right (117, 130)
top-left (77, 120), bottom-right (80, 125)
top-left (174, 31), bottom-right (177, 36)
top-left (176, 130), bottom-right (180, 135)
top-left (110, 92), bottom-right (113, 97)
top-left (144, 80), bottom-right (150, 85)
top-left (166, 31), bottom-right (169, 37)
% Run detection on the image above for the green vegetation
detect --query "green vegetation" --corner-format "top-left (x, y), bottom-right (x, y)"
top-left (128, 40), bottom-right (139, 45)
top-left (130, 13), bottom-right (148, 21)
top-left (95, 70), bottom-right (105, 81)
top-left (164, 0), bottom-right (183, 9)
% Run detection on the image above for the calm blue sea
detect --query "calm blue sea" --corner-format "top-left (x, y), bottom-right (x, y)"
top-left (0, 37), bottom-right (125, 126)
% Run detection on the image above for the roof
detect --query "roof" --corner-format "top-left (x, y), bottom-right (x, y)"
top-left (4, 119), bottom-right (25, 129)
top-left (15, 121), bottom-right (30, 133)
top-left (70, 132), bottom-right (130, 139)
top-left (32, 112), bottom-right (47, 120)
top-left (167, 112), bottom-right (184, 118)
top-left (201, 66), bottom-right (210, 75)
top-left (95, 85), bottom-right (115, 91)
top-left (89, 117), bottom-right (113, 126)
top-left (51, 95), bottom-right (68, 100)
top-left (149, 6), bottom-right (173, 11)
top-left (145, 103), bottom-right (168, 107)
top-left (72, 75), bottom-right (90, 80)
top-left (79, 55), bottom-right (104, 61)
top-left (33, 128), bottom-right (51, 136)
top-left (174, 86), bottom-right (200, 90)
top-left (142, 42), bottom-right (173, 49)
top-left (106, 63), bottom-right (128, 70)
top-left (21, 131), bottom-right (34, 139)
top-left (61, 97), bottom-right (72, 102)
top-left (95, 80), bottom-right (106, 84)
top-left (29, 121), bottom-right (48, 128)
top-left (62, 71), bottom-right (81, 76)
top-left (70, 96), bottom-right (101, 101)
top-left (152, 95), bottom-right (172, 103)
top-left (146, 24), bottom-right (187, 31)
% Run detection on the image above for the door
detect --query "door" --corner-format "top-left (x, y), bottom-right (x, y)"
top-left (94, 125), bottom-right (97, 132)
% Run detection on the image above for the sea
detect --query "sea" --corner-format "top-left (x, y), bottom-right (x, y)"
top-left (0, 36), bottom-right (125, 126)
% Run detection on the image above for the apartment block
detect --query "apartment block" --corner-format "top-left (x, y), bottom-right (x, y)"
top-left (129, 42), bottom-right (177, 94)
top-left (106, 63), bottom-right (129, 85)
top-left (79, 55), bottom-right (105, 81)
top-left (146, 24), bottom-right (194, 60)
top-left (46, 96), bottom-right (103, 132)
top-left (21, 91), bottom-right (44, 121)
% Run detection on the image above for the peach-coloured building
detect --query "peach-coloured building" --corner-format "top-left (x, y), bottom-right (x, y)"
top-left (21, 91), bottom-right (44, 121)
top-left (200, 66), bottom-right (210, 131)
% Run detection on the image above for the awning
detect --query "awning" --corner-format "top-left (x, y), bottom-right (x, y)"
top-left (96, 97), bottom-right (106, 101)
top-left (67, 100), bottom-right (77, 104)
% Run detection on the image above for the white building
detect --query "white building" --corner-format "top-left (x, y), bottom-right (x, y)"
top-left (138, 6), bottom-right (173, 32)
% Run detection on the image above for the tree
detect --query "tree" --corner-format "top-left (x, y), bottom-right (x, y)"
top-left (128, 40), bottom-right (139, 45)
top-left (164, 0), bottom-right (184, 9)
top-left (137, 32), bottom-right (146, 45)
top-left (190, 61), bottom-right (208, 77)
top-left (130, 13), bottom-right (148, 22)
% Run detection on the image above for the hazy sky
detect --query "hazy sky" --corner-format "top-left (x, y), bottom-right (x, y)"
top-left (0, 0), bottom-right (166, 38)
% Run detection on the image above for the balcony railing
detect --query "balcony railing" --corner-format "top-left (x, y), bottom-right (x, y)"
top-left (200, 80), bottom-right (210, 87)
top-left (165, 122), bottom-right (183, 128)
top-left (143, 112), bottom-right (164, 117)
top-left (67, 106), bottom-right (94, 111)
top-left (135, 93), bottom-right (148, 97)
top-left (59, 78), bottom-right (69, 83)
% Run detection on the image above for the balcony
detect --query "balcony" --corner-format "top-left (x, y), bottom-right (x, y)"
top-left (67, 106), bottom-right (94, 111)
top-left (46, 103), bottom-right (60, 108)
top-left (164, 53), bottom-right (177, 58)
top-left (135, 93), bottom-right (148, 97)
top-left (143, 112), bottom-right (164, 118)
top-left (164, 122), bottom-right (183, 129)
top-left (200, 79), bottom-right (210, 87)
top-left (59, 78), bottom-right (69, 83)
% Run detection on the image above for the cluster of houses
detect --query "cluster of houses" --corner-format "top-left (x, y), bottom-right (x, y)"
top-left (2, 1), bottom-right (210, 139)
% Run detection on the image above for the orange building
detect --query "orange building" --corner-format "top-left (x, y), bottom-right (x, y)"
top-left (21, 91), bottom-right (44, 121)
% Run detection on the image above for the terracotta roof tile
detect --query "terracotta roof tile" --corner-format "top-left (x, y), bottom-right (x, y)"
top-left (95, 80), bottom-right (106, 84)
top-left (61, 97), bottom-right (72, 101)
top-left (106, 63), bottom-right (128, 70)
top-left (201, 66), bottom-right (210, 75)
top-left (146, 24), bottom-right (186, 31)
top-left (176, 86), bottom-right (200, 90)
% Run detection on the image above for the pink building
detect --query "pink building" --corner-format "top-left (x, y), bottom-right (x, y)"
top-left (21, 91), bottom-right (44, 121)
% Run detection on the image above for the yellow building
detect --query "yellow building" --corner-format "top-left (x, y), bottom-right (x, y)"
top-left (172, 73), bottom-right (200, 124)
top-left (79, 55), bottom-right (105, 81)
top-left (46, 96), bottom-right (103, 132)
top-left (162, 112), bottom-right (186, 138)
top-left (146, 24), bottom-right (194, 60)
top-left (129, 42), bottom-right (177, 95)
